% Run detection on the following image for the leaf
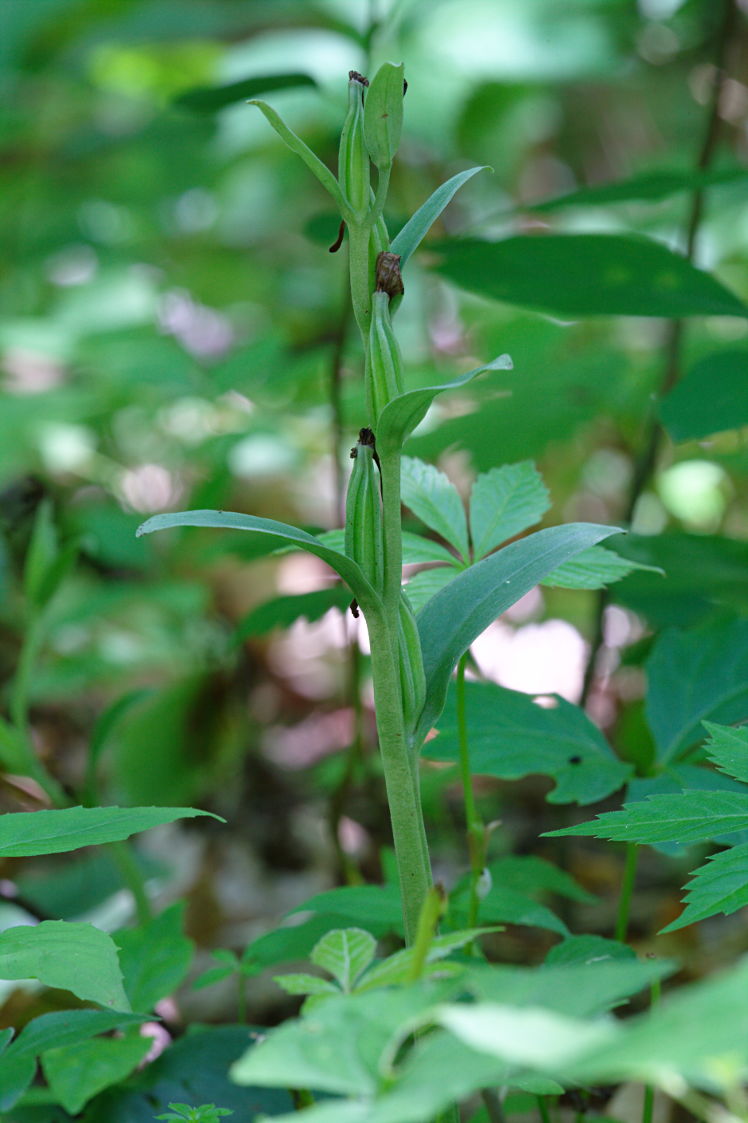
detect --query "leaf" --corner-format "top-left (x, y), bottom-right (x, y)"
top-left (391, 166), bottom-right (490, 266)
top-left (248, 100), bottom-right (345, 211)
top-left (646, 618), bottom-right (748, 764)
top-left (401, 531), bottom-right (457, 566)
top-left (487, 856), bottom-right (597, 905)
top-left (41, 1031), bottom-right (151, 1115)
top-left (363, 62), bottom-right (404, 169)
top-left (659, 350), bottom-right (748, 441)
top-left (0, 805), bottom-right (223, 858)
top-left (453, 886), bottom-right (568, 937)
top-left (432, 234), bottom-right (748, 319)
top-left (311, 928), bottom-right (377, 991)
top-left (136, 509), bottom-right (380, 615)
top-left (242, 916), bottom-right (359, 974)
top-left (286, 885), bottom-right (404, 937)
top-left (234, 587), bottom-right (351, 639)
top-left (547, 791), bottom-right (748, 844)
top-left (0, 921), bottom-right (130, 1010)
top-left (401, 457), bottom-right (469, 560)
top-left (415, 522), bottom-right (623, 743)
top-left (376, 355), bottom-right (513, 454)
top-left (404, 566), bottom-right (457, 613)
top-left (0, 715), bottom-right (28, 772)
top-left (703, 721), bottom-right (748, 784)
top-left (660, 841), bottom-right (748, 932)
top-left (545, 935), bottom-right (636, 966)
top-left (469, 462), bottom-right (550, 560)
top-left (174, 72), bottom-right (316, 113)
top-left (357, 929), bottom-right (491, 991)
top-left (273, 973), bottom-right (340, 998)
top-left (524, 166), bottom-right (748, 212)
top-left (541, 545), bottom-right (663, 590)
top-left (115, 902), bottom-right (194, 1012)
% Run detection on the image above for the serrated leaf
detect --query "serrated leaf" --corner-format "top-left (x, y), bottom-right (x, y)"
top-left (415, 519), bottom-right (622, 745)
top-left (541, 545), bottom-right (663, 590)
top-left (404, 566), bottom-right (457, 613)
top-left (659, 350), bottom-right (748, 442)
top-left (0, 921), bottom-right (130, 1010)
top-left (401, 531), bottom-right (457, 566)
top-left (391, 166), bottom-right (490, 266)
top-left (0, 805), bottom-right (223, 858)
top-left (41, 1031), bottom-right (151, 1114)
top-left (311, 928), bottom-right (377, 991)
top-left (174, 72), bottom-right (315, 113)
top-left (660, 841), bottom-right (748, 932)
top-left (235, 587), bottom-right (351, 639)
top-left (401, 458), bottom-right (469, 559)
top-left (469, 462), bottom-right (550, 560)
top-left (433, 234), bottom-right (748, 319)
top-left (703, 721), bottom-right (748, 784)
top-left (547, 791), bottom-right (748, 844)
top-left (646, 618), bottom-right (748, 764)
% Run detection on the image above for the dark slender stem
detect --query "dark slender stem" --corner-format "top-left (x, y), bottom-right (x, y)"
top-left (581, 0), bottom-right (737, 705)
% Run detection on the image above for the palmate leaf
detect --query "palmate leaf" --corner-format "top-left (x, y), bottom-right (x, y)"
top-left (401, 457), bottom-right (469, 560)
top-left (547, 790), bottom-right (748, 845)
top-left (391, 166), bottom-right (490, 266)
top-left (415, 522), bottom-right (621, 743)
top-left (660, 840), bottom-right (748, 932)
top-left (469, 462), bottom-right (550, 560)
top-left (433, 234), bottom-right (748, 319)
top-left (703, 721), bottom-right (748, 784)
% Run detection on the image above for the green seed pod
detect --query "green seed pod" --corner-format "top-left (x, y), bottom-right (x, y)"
top-left (366, 288), bottom-right (404, 425)
top-left (397, 591), bottom-right (426, 736)
top-left (344, 428), bottom-right (384, 594)
top-left (363, 62), bottom-right (405, 170)
top-left (338, 72), bottom-right (370, 221)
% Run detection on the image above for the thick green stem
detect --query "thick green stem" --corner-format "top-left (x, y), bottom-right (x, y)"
top-left (615, 842), bottom-right (639, 943)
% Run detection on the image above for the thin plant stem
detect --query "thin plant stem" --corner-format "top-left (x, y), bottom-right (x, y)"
top-left (642, 972), bottom-right (662, 1123)
top-left (109, 841), bottom-right (153, 926)
top-left (536, 1096), bottom-right (552, 1123)
top-left (615, 841), bottom-right (639, 943)
top-left (456, 652), bottom-right (485, 927)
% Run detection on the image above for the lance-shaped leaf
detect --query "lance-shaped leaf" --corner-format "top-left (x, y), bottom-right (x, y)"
top-left (363, 61), bottom-right (404, 169)
top-left (175, 72), bottom-right (316, 113)
top-left (391, 166), bottom-right (490, 266)
top-left (377, 355), bottom-right (513, 454)
top-left (546, 791), bottom-right (748, 845)
top-left (660, 840), bottom-right (748, 932)
top-left (249, 100), bottom-right (346, 213)
top-left (415, 523), bottom-right (621, 742)
top-left (523, 166), bottom-right (748, 213)
top-left (137, 510), bottom-right (380, 616)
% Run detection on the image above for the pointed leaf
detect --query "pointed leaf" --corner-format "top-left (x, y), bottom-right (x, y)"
top-left (136, 509), bottom-right (380, 615)
top-left (0, 805), bottom-right (223, 858)
top-left (286, 885), bottom-right (404, 937)
top-left (547, 791), bottom-right (748, 844)
top-left (524, 166), bottom-right (748, 212)
top-left (401, 457), bottom-right (469, 560)
top-left (433, 234), bottom-right (748, 319)
top-left (660, 841), bottom-right (748, 932)
top-left (0, 921), bottom-right (130, 1010)
top-left (469, 462), bottom-right (550, 559)
top-left (235, 587), bottom-right (351, 639)
top-left (659, 350), bottom-right (748, 442)
top-left (116, 903), bottom-right (193, 1013)
top-left (541, 545), bottom-right (663, 590)
top-left (311, 928), bottom-right (377, 991)
top-left (175, 72), bottom-right (316, 113)
top-left (401, 531), bottom-right (457, 566)
top-left (415, 522), bottom-right (622, 742)
top-left (376, 355), bottom-right (513, 454)
top-left (249, 100), bottom-right (345, 212)
top-left (391, 166), bottom-right (490, 266)
top-left (703, 721), bottom-right (748, 784)
top-left (41, 1032), bottom-right (151, 1115)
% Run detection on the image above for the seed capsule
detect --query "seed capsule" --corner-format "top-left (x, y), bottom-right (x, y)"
top-left (366, 287), bottom-right (404, 425)
top-left (344, 428), bottom-right (384, 594)
top-left (397, 591), bottom-right (426, 736)
top-left (338, 72), bottom-right (370, 221)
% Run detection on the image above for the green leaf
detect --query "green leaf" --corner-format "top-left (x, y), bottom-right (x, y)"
top-left (401, 457), bottom-right (469, 560)
top-left (469, 462), bottom-right (550, 560)
top-left (234, 587), bottom-right (351, 639)
top-left (545, 935), bottom-right (636, 966)
top-left (363, 61), bottom-right (404, 169)
top-left (415, 522), bottom-right (622, 743)
top-left (0, 921), bottom-right (130, 1010)
top-left (454, 885), bottom-right (568, 937)
top-left (242, 916), bottom-right (357, 974)
top-left (23, 499), bottom-right (58, 607)
top-left (401, 531), bottom-right (457, 566)
top-left (541, 545), bottom-right (663, 590)
top-left (433, 234), bottom-right (748, 319)
top-left (357, 929), bottom-right (490, 992)
top-left (0, 715), bottom-right (28, 772)
top-left (659, 350), bottom-right (748, 442)
top-left (0, 805), bottom-right (223, 858)
top-left (404, 566), bottom-right (457, 613)
top-left (546, 791), bottom-right (748, 844)
top-left (376, 355), bottom-right (513, 454)
top-left (488, 856), bottom-right (597, 905)
top-left (273, 972), bottom-right (340, 998)
top-left (660, 841), bottom-right (748, 932)
top-left (174, 72), bottom-right (316, 113)
top-left (524, 166), bottom-right (748, 212)
top-left (116, 902), bottom-right (194, 1013)
top-left (286, 885), bottom-right (404, 937)
top-left (703, 721), bottom-right (748, 784)
top-left (391, 166), bottom-right (490, 266)
top-left (41, 1031), bottom-right (151, 1115)
top-left (311, 928), bottom-right (378, 991)
top-left (427, 683), bottom-right (629, 804)
top-left (248, 100), bottom-right (345, 212)
top-left (136, 509), bottom-right (380, 616)
top-left (646, 618), bottom-right (748, 764)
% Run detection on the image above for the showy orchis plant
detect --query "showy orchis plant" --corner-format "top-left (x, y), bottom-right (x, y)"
top-left (137, 65), bottom-right (619, 944)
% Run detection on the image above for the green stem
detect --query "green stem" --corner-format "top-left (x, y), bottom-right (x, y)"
top-left (642, 973), bottom-right (662, 1123)
top-left (109, 841), bottom-right (153, 926)
top-left (367, 164), bottom-right (391, 229)
top-left (536, 1096), bottom-right (552, 1123)
top-left (456, 653), bottom-right (485, 928)
top-left (348, 220), bottom-right (373, 341)
top-left (615, 842), bottom-right (638, 943)
top-left (378, 449), bottom-right (404, 617)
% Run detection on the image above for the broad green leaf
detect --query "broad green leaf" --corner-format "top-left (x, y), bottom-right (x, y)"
top-left (545, 935), bottom-right (635, 966)
top-left (273, 973), bottom-right (340, 998)
top-left (363, 62), bottom-right (404, 169)
top-left (547, 791), bottom-right (748, 844)
top-left (646, 618), bottom-right (748, 764)
top-left (41, 1031), bottom-right (151, 1115)
top-left (439, 1003), bottom-right (611, 1070)
top-left (404, 567), bottom-right (456, 613)
top-left (660, 841), bottom-right (748, 932)
top-left (659, 350), bottom-right (748, 441)
top-left (248, 100), bottom-right (345, 212)
top-left (703, 721), bottom-right (748, 784)
top-left (175, 72), bottom-right (315, 113)
top-left (376, 355), bottom-right (513, 454)
top-left (0, 805), bottom-right (223, 858)
top-left (311, 928), bottom-right (377, 991)
top-left (541, 545), bottom-right (663, 590)
top-left (0, 921), bottom-right (130, 1010)
top-left (136, 509), bottom-right (380, 615)
top-left (115, 902), bottom-right (194, 1012)
top-left (391, 166), bottom-right (490, 266)
top-left (286, 885), bottom-right (404, 937)
top-left (524, 166), bottom-right (748, 212)
top-left (401, 531), bottom-right (456, 566)
top-left (433, 235), bottom-right (748, 319)
top-left (401, 457), bottom-right (469, 560)
top-left (234, 587), bottom-right (350, 639)
top-left (469, 462), bottom-right (550, 560)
